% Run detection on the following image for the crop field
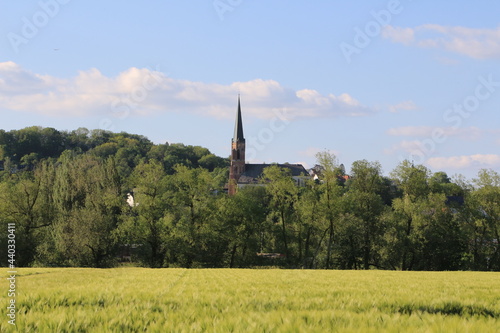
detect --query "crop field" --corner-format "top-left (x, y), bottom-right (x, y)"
top-left (1, 268), bottom-right (499, 332)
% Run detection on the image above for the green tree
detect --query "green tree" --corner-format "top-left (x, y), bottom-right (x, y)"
top-left (466, 169), bottom-right (500, 270)
top-left (418, 193), bottom-right (465, 270)
top-left (214, 186), bottom-right (268, 267)
top-left (0, 161), bottom-right (56, 266)
top-left (123, 160), bottom-right (170, 268)
top-left (389, 161), bottom-right (431, 270)
top-left (296, 179), bottom-right (322, 268)
top-left (429, 171), bottom-right (464, 196)
top-left (314, 151), bottom-right (343, 268)
top-left (20, 152), bottom-right (39, 168)
top-left (198, 154), bottom-right (228, 171)
top-left (47, 154), bottom-right (123, 267)
top-left (262, 164), bottom-right (299, 263)
top-left (343, 160), bottom-right (386, 269)
top-left (167, 165), bottom-right (221, 267)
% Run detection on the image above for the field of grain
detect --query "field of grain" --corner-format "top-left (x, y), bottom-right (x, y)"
top-left (1, 268), bottom-right (499, 332)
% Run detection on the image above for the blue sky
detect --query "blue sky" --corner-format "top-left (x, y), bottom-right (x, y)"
top-left (1, 0), bottom-right (499, 179)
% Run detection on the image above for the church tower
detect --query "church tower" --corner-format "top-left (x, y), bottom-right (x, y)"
top-left (228, 96), bottom-right (245, 195)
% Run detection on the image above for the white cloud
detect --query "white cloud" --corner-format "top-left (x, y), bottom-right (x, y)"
top-left (382, 24), bottom-right (500, 60)
top-left (386, 126), bottom-right (482, 140)
top-left (298, 147), bottom-right (321, 158)
top-left (383, 140), bottom-right (424, 155)
top-left (388, 100), bottom-right (417, 113)
top-left (0, 62), bottom-right (374, 120)
top-left (427, 154), bottom-right (500, 169)
top-left (298, 147), bottom-right (341, 159)
top-left (382, 26), bottom-right (415, 45)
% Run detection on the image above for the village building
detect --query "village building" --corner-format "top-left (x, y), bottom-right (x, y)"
top-left (227, 97), bottom-right (309, 195)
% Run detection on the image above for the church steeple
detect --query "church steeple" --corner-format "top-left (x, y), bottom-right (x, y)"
top-left (233, 95), bottom-right (244, 142)
top-left (228, 96), bottom-right (246, 195)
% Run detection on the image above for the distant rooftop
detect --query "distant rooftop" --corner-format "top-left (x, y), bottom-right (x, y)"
top-left (238, 163), bottom-right (308, 184)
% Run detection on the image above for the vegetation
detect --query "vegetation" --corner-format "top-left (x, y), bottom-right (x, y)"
top-left (1, 268), bottom-right (499, 332)
top-left (1, 126), bottom-right (499, 270)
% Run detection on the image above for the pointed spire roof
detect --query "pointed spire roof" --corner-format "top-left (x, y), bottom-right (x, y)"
top-left (233, 95), bottom-right (244, 142)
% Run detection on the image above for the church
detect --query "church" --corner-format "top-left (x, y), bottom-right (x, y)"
top-left (228, 97), bottom-right (309, 195)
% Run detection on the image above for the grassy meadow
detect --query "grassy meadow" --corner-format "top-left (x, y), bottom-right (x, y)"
top-left (1, 268), bottom-right (499, 332)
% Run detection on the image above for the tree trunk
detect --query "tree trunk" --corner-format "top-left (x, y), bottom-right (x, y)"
top-left (280, 210), bottom-right (289, 260)
top-left (325, 219), bottom-right (334, 269)
top-left (229, 244), bottom-right (237, 268)
top-left (363, 229), bottom-right (370, 270)
top-left (304, 227), bottom-right (311, 268)
top-left (401, 217), bottom-right (413, 270)
top-left (313, 227), bottom-right (329, 269)
top-left (298, 223), bottom-right (303, 264)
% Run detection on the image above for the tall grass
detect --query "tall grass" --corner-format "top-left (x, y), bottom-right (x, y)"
top-left (1, 268), bottom-right (499, 332)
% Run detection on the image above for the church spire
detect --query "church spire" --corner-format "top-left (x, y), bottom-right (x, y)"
top-left (233, 95), bottom-right (244, 142)
top-left (228, 95), bottom-right (246, 195)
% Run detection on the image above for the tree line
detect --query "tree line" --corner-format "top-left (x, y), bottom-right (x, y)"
top-left (0, 127), bottom-right (499, 270)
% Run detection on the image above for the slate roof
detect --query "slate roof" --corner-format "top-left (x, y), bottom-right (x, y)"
top-left (233, 96), bottom-right (244, 142)
top-left (238, 163), bottom-right (309, 184)
top-left (446, 195), bottom-right (465, 206)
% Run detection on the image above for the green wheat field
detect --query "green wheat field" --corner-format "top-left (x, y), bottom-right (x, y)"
top-left (2, 268), bottom-right (499, 332)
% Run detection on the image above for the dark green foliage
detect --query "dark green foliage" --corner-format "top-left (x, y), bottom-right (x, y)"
top-left (0, 127), bottom-right (499, 270)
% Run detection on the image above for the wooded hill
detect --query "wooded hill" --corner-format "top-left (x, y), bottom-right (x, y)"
top-left (1, 126), bottom-right (499, 271)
